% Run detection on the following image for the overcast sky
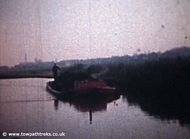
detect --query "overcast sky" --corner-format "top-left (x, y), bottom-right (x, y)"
top-left (0, 0), bottom-right (190, 66)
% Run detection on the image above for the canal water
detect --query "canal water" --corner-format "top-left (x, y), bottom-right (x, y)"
top-left (0, 78), bottom-right (190, 139)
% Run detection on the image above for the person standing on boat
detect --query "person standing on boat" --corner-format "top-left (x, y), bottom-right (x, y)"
top-left (52, 63), bottom-right (60, 80)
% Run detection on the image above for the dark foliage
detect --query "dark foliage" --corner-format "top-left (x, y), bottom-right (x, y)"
top-left (104, 56), bottom-right (190, 126)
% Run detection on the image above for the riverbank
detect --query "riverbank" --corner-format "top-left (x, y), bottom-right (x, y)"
top-left (0, 70), bottom-right (53, 79)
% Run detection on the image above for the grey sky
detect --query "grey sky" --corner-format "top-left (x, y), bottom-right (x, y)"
top-left (0, 0), bottom-right (190, 66)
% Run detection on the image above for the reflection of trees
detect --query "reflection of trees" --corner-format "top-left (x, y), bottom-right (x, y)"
top-left (122, 79), bottom-right (190, 126)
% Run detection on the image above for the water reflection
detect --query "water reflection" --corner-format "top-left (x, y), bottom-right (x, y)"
top-left (1, 79), bottom-right (190, 139)
top-left (50, 91), bottom-right (120, 124)
top-left (122, 90), bottom-right (190, 127)
top-left (54, 99), bottom-right (59, 111)
top-left (48, 82), bottom-right (190, 128)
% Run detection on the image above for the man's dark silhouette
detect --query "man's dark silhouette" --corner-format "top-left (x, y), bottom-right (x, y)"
top-left (52, 63), bottom-right (60, 80)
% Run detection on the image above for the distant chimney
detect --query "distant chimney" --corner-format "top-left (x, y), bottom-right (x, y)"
top-left (25, 54), bottom-right (27, 63)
